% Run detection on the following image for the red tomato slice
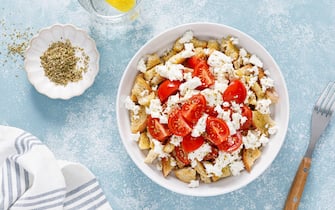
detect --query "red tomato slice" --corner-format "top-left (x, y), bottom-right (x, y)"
top-left (222, 79), bottom-right (247, 104)
top-left (168, 109), bottom-right (192, 137)
top-left (217, 132), bottom-right (243, 153)
top-left (157, 80), bottom-right (181, 103)
top-left (205, 116), bottom-right (230, 145)
top-left (181, 134), bottom-right (205, 153)
top-left (175, 146), bottom-right (190, 165)
top-left (240, 105), bottom-right (253, 130)
top-left (185, 55), bottom-right (205, 68)
top-left (147, 116), bottom-right (170, 141)
top-left (193, 61), bottom-right (215, 89)
top-left (181, 94), bottom-right (206, 124)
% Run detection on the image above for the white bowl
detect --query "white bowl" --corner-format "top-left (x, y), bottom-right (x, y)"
top-left (116, 22), bottom-right (289, 196)
top-left (24, 24), bottom-right (99, 100)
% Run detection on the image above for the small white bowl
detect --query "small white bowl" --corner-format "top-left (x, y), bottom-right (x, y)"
top-left (24, 24), bottom-right (99, 100)
top-left (116, 22), bottom-right (289, 196)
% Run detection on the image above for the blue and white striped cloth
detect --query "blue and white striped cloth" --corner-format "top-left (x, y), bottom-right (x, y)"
top-left (0, 125), bottom-right (112, 210)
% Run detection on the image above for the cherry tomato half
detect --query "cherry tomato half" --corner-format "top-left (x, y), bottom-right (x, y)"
top-left (181, 134), bottom-right (205, 153)
top-left (181, 94), bottom-right (206, 124)
top-left (240, 105), bottom-right (253, 130)
top-left (193, 61), bottom-right (215, 89)
top-left (168, 109), bottom-right (192, 137)
top-left (205, 116), bottom-right (230, 145)
top-left (185, 55), bottom-right (205, 69)
top-left (217, 132), bottom-right (243, 153)
top-left (222, 79), bottom-right (247, 104)
top-left (147, 116), bottom-right (170, 141)
top-left (174, 146), bottom-right (190, 165)
top-left (157, 80), bottom-right (181, 103)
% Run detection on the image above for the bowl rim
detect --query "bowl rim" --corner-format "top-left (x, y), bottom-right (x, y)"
top-left (116, 22), bottom-right (289, 196)
top-left (24, 23), bottom-right (100, 100)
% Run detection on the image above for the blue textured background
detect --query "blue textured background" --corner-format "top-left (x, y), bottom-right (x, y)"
top-left (1, 0), bottom-right (335, 209)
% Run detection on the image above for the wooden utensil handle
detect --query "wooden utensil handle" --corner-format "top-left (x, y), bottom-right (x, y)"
top-left (284, 157), bottom-right (311, 210)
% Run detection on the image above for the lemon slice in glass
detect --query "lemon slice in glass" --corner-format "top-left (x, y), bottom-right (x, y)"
top-left (105, 0), bottom-right (136, 12)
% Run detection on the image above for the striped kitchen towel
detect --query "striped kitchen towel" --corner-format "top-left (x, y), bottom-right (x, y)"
top-left (0, 125), bottom-right (112, 210)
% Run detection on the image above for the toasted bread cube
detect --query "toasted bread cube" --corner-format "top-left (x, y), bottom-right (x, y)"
top-left (207, 39), bottom-right (219, 50)
top-left (252, 110), bottom-right (275, 136)
top-left (144, 66), bottom-right (165, 86)
top-left (130, 105), bottom-right (147, 133)
top-left (144, 149), bottom-right (158, 164)
top-left (173, 39), bottom-right (184, 52)
top-left (194, 161), bottom-right (211, 184)
top-left (163, 143), bottom-right (175, 154)
top-left (174, 167), bottom-right (196, 183)
top-left (211, 166), bottom-right (231, 182)
top-left (138, 132), bottom-right (150, 150)
top-left (242, 148), bottom-right (261, 172)
top-left (161, 157), bottom-right (174, 177)
top-left (162, 49), bottom-right (178, 62)
top-left (146, 53), bottom-right (161, 69)
top-left (191, 38), bottom-right (207, 48)
top-left (131, 74), bottom-right (152, 102)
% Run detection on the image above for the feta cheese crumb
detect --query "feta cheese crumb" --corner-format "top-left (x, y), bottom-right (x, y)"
top-left (268, 125), bottom-right (278, 135)
top-left (170, 135), bottom-right (183, 146)
top-left (229, 160), bottom-right (245, 176)
top-left (207, 50), bottom-right (232, 67)
top-left (124, 96), bottom-right (140, 115)
top-left (191, 114), bottom-right (208, 137)
top-left (260, 77), bottom-right (274, 92)
top-left (249, 54), bottom-right (263, 67)
top-left (146, 99), bottom-right (162, 117)
top-left (243, 130), bottom-right (263, 149)
top-left (256, 99), bottom-right (272, 114)
top-left (156, 63), bottom-right (184, 81)
top-left (152, 139), bottom-right (169, 158)
top-left (137, 58), bottom-right (147, 73)
top-left (179, 77), bottom-right (202, 96)
top-left (179, 30), bottom-right (193, 43)
top-left (188, 180), bottom-right (200, 188)
top-left (130, 132), bottom-right (140, 142)
top-left (188, 143), bottom-right (212, 167)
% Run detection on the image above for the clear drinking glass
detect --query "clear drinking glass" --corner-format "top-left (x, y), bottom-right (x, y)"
top-left (78, 0), bottom-right (142, 24)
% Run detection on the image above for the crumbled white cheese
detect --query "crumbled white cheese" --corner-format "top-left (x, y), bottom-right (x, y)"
top-left (242, 130), bottom-right (262, 149)
top-left (169, 135), bottom-right (183, 146)
top-left (204, 150), bottom-right (240, 177)
top-left (230, 37), bottom-right (239, 45)
top-left (239, 48), bottom-right (247, 57)
top-left (229, 160), bottom-right (245, 176)
top-left (137, 58), bottom-right (147, 73)
top-left (146, 99), bottom-right (162, 118)
top-left (268, 125), bottom-right (278, 135)
top-left (188, 143), bottom-right (212, 167)
top-left (231, 112), bottom-right (243, 130)
top-left (249, 54), bottom-right (263, 68)
top-left (180, 43), bottom-right (195, 58)
top-left (179, 77), bottom-right (202, 96)
top-left (260, 77), bottom-right (274, 92)
top-left (256, 99), bottom-right (272, 114)
top-left (207, 50), bottom-right (232, 67)
top-left (201, 88), bottom-right (223, 107)
top-left (124, 96), bottom-right (140, 115)
top-left (179, 30), bottom-right (193, 43)
top-left (188, 180), bottom-right (200, 188)
top-left (156, 63), bottom-right (184, 81)
top-left (152, 139), bottom-right (169, 158)
top-left (191, 114), bottom-right (208, 137)
top-left (259, 134), bottom-right (269, 146)
top-left (130, 132), bottom-right (140, 142)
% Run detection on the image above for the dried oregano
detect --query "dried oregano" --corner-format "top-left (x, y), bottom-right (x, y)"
top-left (40, 39), bottom-right (89, 86)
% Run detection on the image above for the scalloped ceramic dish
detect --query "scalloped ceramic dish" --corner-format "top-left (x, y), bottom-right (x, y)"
top-left (116, 23), bottom-right (289, 196)
top-left (24, 24), bottom-right (99, 99)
